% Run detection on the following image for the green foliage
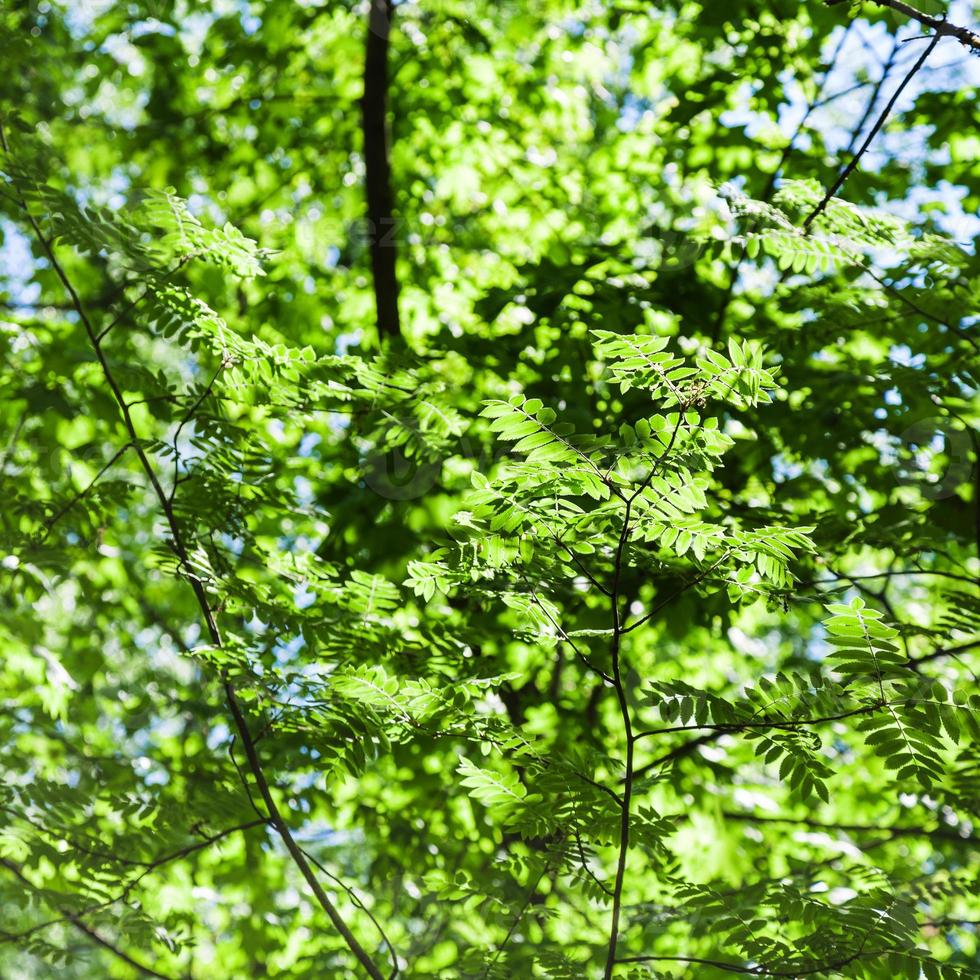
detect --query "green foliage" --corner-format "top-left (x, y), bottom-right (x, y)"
top-left (0, 1), bottom-right (978, 978)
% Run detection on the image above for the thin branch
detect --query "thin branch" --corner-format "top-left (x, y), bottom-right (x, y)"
top-left (803, 31), bottom-right (940, 229)
top-left (615, 954), bottom-right (758, 975)
top-left (812, 78), bottom-right (872, 110)
top-left (549, 525), bottom-right (612, 596)
top-left (838, 33), bottom-right (902, 161)
top-left (602, 488), bottom-right (638, 978)
top-left (710, 20), bottom-right (854, 341)
top-left (0, 300), bottom-right (77, 312)
top-left (0, 819), bottom-right (268, 946)
top-left (573, 829), bottom-right (613, 897)
top-left (804, 567), bottom-right (978, 587)
top-left (572, 769), bottom-right (626, 810)
top-left (614, 948), bottom-right (895, 977)
top-left (620, 891), bottom-right (903, 976)
top-left (299, 845), bottom-right (399, 979)
top-left (908, 638), bottom-right (980, 668)
top-left (0, 118), bottom-right (387, 980)
top-left (520, 573), bottom-right (613, 683)
top-left (720, 809), bottom-right (976, 844)
top-left (168, 360), bottom-right (227, 503)
top-left (0, 413), bottom-right (25, 472)
top-left (0, 803), bottom-right (152, 869)
top-left (620, 556), bottom-right (728, 635)
top-left (95, 258), bottom-right (191, 342)
top-left (632, 700), bottom-right (881, 741)
top-left (36, 442), bottom-right (133, 541)
top-left (0, 858), bottom-right (179, 979)
top-left (864, 266), bottom-right (980, 354)
top-left (226, 734), bottom-right (269, 825)
top-left (223, 684), bottom-right (387, 978)
top-left (826, 0), bottom-right (980, 53)
top-left (632, 731), bottom-right (723, 781)
top-left (922, 917), bottom-right (980, 929)
top-left (482, 861), bottom-right (550, 978)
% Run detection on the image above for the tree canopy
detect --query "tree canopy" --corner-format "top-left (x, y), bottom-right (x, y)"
top-left (0, 1), bottom-right (978, 977)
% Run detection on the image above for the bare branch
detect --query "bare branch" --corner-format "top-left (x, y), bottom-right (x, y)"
top-left (826, 0), bottom-right (980, 53)
top-left (720, 809), bottom-right (976, 844)
top-left (804, 30), bottom-right (939, 229)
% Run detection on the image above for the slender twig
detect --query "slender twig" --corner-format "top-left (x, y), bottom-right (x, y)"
top-left (826, 0), bottom-right (980, 53)
top-left (0, 414), bottom-right (25, 472)
top-left (710, 21), bottom-right (853, 341)
top-left (574, 770), bottom-right (626, 810)
top-left (601, 413), bottom-right (698, 976)
top-left (632, 700), bottom-right (882, 741)
top-left (95, 258), bottom-right (191, 342)
top-left (804, 567), bottom-right (978, 587)
top-left (482, 861), bottom-right (550, 978)
top-left (803, 31), bottom-right (940, 229)
top-left (632, 731), bottom-right (723, 781)
top-left (630, 637), bottom-right (976, 777)
top-left (0, 858), bottom-right (178, 980)
top-left (0, 119), bottom-right (387, 980)
top-left (620, 556), bottom-right (727, 635)
top-left (839, 33), bottom-right (902, 161)
top-left (168, 360), bottom-right (227, 502)
top-left (1, 858), bottom-right (179, 979)
top-left (0, 300), bottom-right (76, 312)
top-left (0, 802), bottom-right (153, 869)
top-left (0, 819), bottom-right (267, 946)
top-left (602, 496), bottom-right (636, 978)
top-left (613, 949), bottom-right (895, 977)
top-left (922, 917), bottom-right (980, 928)
top-left (615, 954), bottom-right (758, 974)
top-left (299, 846), bottom-right (399, 979)
top-left (908, 638), bottom-right (980, 668)
top-left (573, 829), bottom-right (613, 897)
top-left (629, 895), bottom-right (904, 976)
top-left (863, 266), bottom-right (980, 354)
top-left (720, 809), bottom-right (976, 844)
top-left (37, 442), bottom-right (133, 540)
top-left (512, 501), bottom-right (610, 596)
top-left (520, 572), bottom-right (613, 683)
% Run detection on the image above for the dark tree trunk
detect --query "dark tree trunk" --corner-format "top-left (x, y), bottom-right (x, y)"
top-left (362, 0), bottom-right (400, 340)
